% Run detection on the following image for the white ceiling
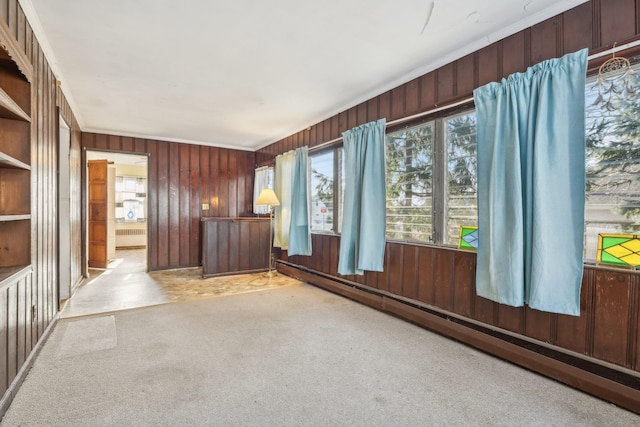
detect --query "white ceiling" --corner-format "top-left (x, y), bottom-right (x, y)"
top-left (22, 0), bottom-right (587, 151)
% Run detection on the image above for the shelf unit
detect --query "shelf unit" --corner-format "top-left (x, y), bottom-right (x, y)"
top-left (0, 45), bottom-right (32, 288)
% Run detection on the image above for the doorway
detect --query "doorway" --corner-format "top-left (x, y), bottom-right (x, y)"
top-left (85, 150), bottom-right (149, 273)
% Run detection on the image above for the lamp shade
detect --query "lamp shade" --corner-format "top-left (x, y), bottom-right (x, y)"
top-left (256, 188), bottom-right (280, 206)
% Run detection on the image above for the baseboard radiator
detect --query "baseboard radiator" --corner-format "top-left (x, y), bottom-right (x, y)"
top-left (277, 261), bottom-right (640, 415)
top-left (115, 228), bottom-right (146, 247)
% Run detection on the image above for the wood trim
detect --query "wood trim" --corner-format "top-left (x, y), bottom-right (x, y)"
top-left (0, 19), bottom-right (31, 82)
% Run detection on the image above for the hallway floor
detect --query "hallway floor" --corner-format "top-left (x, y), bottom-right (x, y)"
top-left (62, 248), bottom-right (301, 318)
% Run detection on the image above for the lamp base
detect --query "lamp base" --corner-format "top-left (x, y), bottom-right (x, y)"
top-left (263, 270), bottom-right (277, 278)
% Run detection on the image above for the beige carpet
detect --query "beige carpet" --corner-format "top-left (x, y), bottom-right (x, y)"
top-left (2, 284), bottom-right (638, 426)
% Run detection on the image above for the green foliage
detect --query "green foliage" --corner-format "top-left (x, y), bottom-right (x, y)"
top-left (385, 115), bottom-right (479, 243)
top-left (311, 167), bottom-right (333, 206)
top-left (385, 123), bottom-right (434, 241)
top-left (586, 70), bottom-right (640, 220)
top-left (446, 114), bottom-right (477, 195)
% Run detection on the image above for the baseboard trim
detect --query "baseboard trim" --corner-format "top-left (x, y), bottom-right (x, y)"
top-left (277, 262), bottom-right (640, 414)
top-left (0, 312), bottom-right (60, 420)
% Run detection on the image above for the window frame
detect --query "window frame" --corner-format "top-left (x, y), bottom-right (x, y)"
top-left (384, 120), bottom-right (436, 244)
top-left (308, 107), bottom-right (479, 249)
top-left (308, 147), bottom-right (343, 235)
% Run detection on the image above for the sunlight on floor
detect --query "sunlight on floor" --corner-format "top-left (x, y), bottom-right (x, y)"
top-left (63, 248), bottom-right (301, 319)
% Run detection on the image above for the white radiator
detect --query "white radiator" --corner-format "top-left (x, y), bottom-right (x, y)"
top-left (116, 229), bottom-right (146, 236)
top-left (115, 228), bottom-right (147, 247)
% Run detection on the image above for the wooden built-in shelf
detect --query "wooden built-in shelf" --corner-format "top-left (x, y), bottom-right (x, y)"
top-left (0, 86), bottom-right (30, 122)
top-left (0, 151), bottom-right (30, 170)
top-left (0, 265), bottom-right (31, 290)
top-left (0, 214), bottom-right (30, 221)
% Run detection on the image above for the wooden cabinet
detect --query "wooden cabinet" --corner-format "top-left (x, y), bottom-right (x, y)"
top-left (202, 217), bottom-right (270, 277)
top-left (0, 45), bottom-right (32, 286)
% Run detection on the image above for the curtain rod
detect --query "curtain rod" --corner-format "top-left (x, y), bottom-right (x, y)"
top-left (305, 41), bottom-right (640, 154)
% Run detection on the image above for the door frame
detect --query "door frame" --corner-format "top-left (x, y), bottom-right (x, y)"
top-left (57, 111), bottom-right (71, 308)
top-left (82, 148), bottom-right (151, 275)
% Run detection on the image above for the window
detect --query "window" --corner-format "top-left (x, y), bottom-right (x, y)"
top-left (444, 112), bottom-right (478, 246)
top-left (385, 122), bottom-right (434, 242)
top-left (310, 112), bottom-right (477, 247)
top-left (253, 166), bottom-right (274, 214)
top-left (115, 176), bottom-right (147, 222)
top-left (310, 151), bottom-right (335, 232)
top-left (584, 63), bottom-right (640, 261)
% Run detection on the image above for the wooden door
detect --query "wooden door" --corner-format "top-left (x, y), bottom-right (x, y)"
top-left (88, 159), bottom-right (108, 268)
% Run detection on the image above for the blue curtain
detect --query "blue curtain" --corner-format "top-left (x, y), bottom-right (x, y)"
top-left (473, 48), bottom-right (587, 316)
top-left (288, 147), bottom-right (312, 256)
top-left (338, 119), bottom-right (386, 275)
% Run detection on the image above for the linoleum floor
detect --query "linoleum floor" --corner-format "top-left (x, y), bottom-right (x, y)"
top-left (62, 248), bottom-right (300, 318)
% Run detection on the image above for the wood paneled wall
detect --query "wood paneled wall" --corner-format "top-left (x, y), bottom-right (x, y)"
top-left (81, 133), bottom-right (256, 271)
top-left (257, 0), bottom-right (640, 409)
top-left (0, 0), bottom-right (80, 414)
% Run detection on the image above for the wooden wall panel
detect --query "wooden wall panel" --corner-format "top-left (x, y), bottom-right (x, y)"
top-left (530, 17), bottom-right (560, 65)
top-left (525, 308), bottom-right (553, 344)
top-left (555, 269), bottom-right (594, 353)
top-left (157, 140), bottom-right (170, 267)
top-left (404, 78), bottom-right (420, 117)
top-left (82, 133), bottom-right (256, 271)
top-left (210, 147), bottom-right (220, 215)
top-left (363, 269), bottom-right (378, 292)
top-left (433, 250), bottom-right (452, 311)
top-left (419, 73), bottom-right (435, 112)
top-left (190, 145), bottom-right (201, 265)
top-left (452, 251), bottom-right (474, 318)
top-left (592, 270), bottom-right (632, 366)
top-left (456, 54), bottom-right (475, 99)
top-left (178, 143), bottom-right (190, 266)
top-left (387, 243), bottom-right (403, 295)
top-left (366, 98), bottom-right (378, 123)
top-left (0, 287), bottom-right (7, 395)
top-left (7, 284), bottom-right (17, 385)
top-left (391, 86), bottom-right (404, 121)
top-left (416, 246), bottom-right (434, 305)
top-left (401, 245), bottom-right (418, 300)
top-left (599, 0), bottom-right (638, 47)
top-left (347, 106), bottom-right (357, 130)
top-left (502, 32), bottom-right (528, 76)
top-left (168, 142), bottom-right (180, 266)
top-left (146, 140), bottom-right (159, 268)
top-left (498, 304), bottom-right (524, 334)
top-left (436, 63), bottom-right (455, 103)
top-left (563, 2), bottom-right (593, 54)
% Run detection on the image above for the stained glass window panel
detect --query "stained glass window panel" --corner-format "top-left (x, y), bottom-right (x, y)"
top-left (458, 225), bottom-right (478, 251)
top-left (597, 234), bottom-right (640, 268)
